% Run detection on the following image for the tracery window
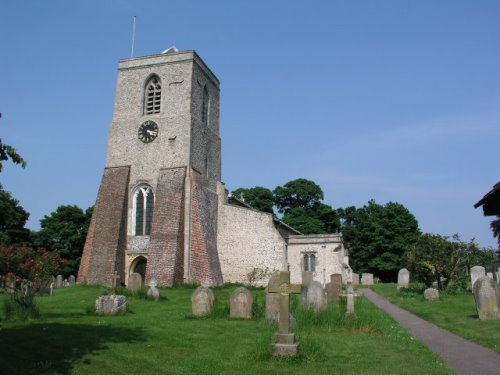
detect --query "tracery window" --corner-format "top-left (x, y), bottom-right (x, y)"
top-left (134, 186), bottom-right (154, 235)
top-left (144, 75), bottom-right (162, 114)
top-left (303, 253), bottom-right (316, 272)
top-left (202, 85), bottom-right (209, 124)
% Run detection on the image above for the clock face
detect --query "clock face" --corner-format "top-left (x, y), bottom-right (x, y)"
top-left (138, 120), bottom-right (159, 143)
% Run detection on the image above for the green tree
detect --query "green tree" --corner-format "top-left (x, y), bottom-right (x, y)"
top-left (231, 186), bottom-right (274, 213)
top-left (33, 205), bottom-right (93, 277)
top-left (405, 233), bottom-right (496, 290)
top-left (273, 178), bottom-right (323, 214)
top-left (340, 200), bottom-right (420, 281)
top-left (0, 185), bottom-right (31, 246)
top-left (0, 113), bottom-right (27, 173)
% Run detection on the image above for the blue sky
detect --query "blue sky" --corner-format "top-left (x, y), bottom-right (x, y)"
top-left (1, 1), bottom-right (499, 248)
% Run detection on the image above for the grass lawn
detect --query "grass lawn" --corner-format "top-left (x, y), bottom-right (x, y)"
top-left (0, 284), bottom-right (455, 375)
top-left (371, 283), bottom-right (500, 354)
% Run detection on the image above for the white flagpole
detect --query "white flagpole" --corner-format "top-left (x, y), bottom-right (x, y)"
top-left (131, 16), bottom-right (136, 58)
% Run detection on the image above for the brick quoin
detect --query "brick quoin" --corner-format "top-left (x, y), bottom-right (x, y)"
top-left (78, 166), bottom-right (130, 286)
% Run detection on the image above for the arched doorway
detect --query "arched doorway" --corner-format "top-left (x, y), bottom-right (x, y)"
top-left (130, 256), bottom-right (147, 282)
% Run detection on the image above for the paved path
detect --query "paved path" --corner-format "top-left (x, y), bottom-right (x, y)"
top-left (362, 288), bottom-right (500, 375)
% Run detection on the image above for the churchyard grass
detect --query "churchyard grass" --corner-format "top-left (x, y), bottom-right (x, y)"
top-left (372, 283), bottom-right (500, 354)
top-left (0, 284), bottom-right (454, 374)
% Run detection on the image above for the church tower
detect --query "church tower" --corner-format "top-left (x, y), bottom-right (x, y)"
top-left (78, 49), bottom-right (223, 287)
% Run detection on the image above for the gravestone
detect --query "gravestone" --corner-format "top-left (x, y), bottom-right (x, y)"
top-left (147, 278), bottom-right (160, 301)
top-left (352, 273), bottom-right (360, 286)
top-left (128, 272), bottom-right (143, 292)
top-left (68, 275), bottom-right (76, 286)
top-left (487, 272), bottom-right (493, 279)
top-left (229, 287), bottom-right (253, 319)
top-left (56, 275), bottom-right (63, 288)
top-left (96, 295), bottom-right (128, 314)
top-left (361, 273), bottom-right (374, 286)
top-left (191, 286), bottom-right (214, 317)
top-left (325, 273), bottom-right (342, 303)
top-left (424, 288), bottom-right (439, 301)
top-left (397, 268), bottom-right (410, 289)
top-left (301, 271), bottom-right (314, 286)
top-left (266, 272), bottom-right (281, 322)
top-left (346, 284), bottom-right (355, 315)
top-left (111, 271), bottom-right (120, 294)
top-left (470, 265), bottom-right (485, 290)
top-left (473, 276), bottom-right (500, 320)
top-left (302, 280), bottom-right (327, 311)
top-left (268, 271), bottom-right (301, 356)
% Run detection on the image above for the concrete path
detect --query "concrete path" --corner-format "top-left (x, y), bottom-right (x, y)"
top-left (362, 288), bottom-right (500, 375)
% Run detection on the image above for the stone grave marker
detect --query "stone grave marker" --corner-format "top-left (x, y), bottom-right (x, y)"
top-left (128, 272), bottom-right (143, 292)
top-left (147, 278), bottom-right (160, 301)
top-left (487, 272), bottom-right (493, 279)
top-left (268, 271), bottom-right (301, 356)
top-left (266, 272), bottom-right (281, 322)
top-left (361, 273), bottom-right (374, 286)
top-left (301, 271), bottom-right (314, 286)
top-left (230, 287), bottom-right (253, 319)
top-left (346, 283), bottom-right (355, 315)
top-left (424, 288), bottom-right (439, 301)
top-left (473, 276), bottom-right (500, 320)
top-left (111, 271), bottom-right (120, 294)
top-left (191, 286), bottom-right (214, 317)
top-left (352, 273), bottom-right (360, 286)
top-left (96, 295), bottom-right (128, 314)
top-left (302, 280), bottom-right (327, 311)
top-left (325, 273), bottom-right (342, 303)
top-left (68, 275), bottom-right (76, 286)
top-left (470, 265), bottom-right (485, 290)
top-left (56, 275), bottom-right (63, 288)
top-left (397, 268), bottom-right (410, 289)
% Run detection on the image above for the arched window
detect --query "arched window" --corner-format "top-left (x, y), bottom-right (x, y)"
top-left (202, 85), bottom-right (209, 124)
top-left (134, 186), bottom-right (154, 235)
top-left (303, 253), bottom-right (316, 272)
top-left (144, 75), bottom-right (162, 114)
top-left (303, 254), bottom-right (310, 272)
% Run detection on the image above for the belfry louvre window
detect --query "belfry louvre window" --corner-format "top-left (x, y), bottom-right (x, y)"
top-left (134, 186), bottom-right (154, 235)
top-left (144, 76), bottom-right (162, 114)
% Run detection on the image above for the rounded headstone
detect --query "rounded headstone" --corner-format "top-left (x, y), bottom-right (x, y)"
top-left (128, 272), bottom-right (143, 292)
top-left (470, 266), bottom-right (486, 290)
top-left (191, 286), bottom-right (214, 317)
top-left (423, 288), bottom-right (440, 301)
top-left (302, 281), bottom-right (327, 311)
top-left (397, 268), bottom-right (410, 289)
top-left (472, 276), bottom-right (500, 320)
top-left (361, 273), bottom-right (374, 286)
top-left (230, 287), bottom-right (253, 319)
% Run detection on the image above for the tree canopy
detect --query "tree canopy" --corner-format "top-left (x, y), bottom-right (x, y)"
top-left (273, 178), bottom-right (323, 215)
top-left (231, 186), bottom-right (274, 213)
top-left (0, 185), bottom-right (31, 246)
top-left (0, 113), bottom-right (27, 173)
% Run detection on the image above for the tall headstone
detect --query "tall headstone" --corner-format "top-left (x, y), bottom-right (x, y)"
top-left (346, 284), bottom-right (355, 315)
top-left (352, 273), bottom-right (360, 286)
top-left (473, 276), bottom-right (500, 320)
top-left (301, 271), bottom-right (314, 286)
top-left (229, 287), bottom-right (253, 319)
top-left (128, 272), bottom-right (143, 292)
top-left (325, 273), bottom-right (342, 303)
top-left (56, 275), bottom-right (63, 288)
top-left (397, 268), bottom-right (410, 289)
top-left (361, 273), bottom-right (374, 286)
top-left (302, 281), bottom-right (327, 311)
top-left (470, 266), bottom-right (486, 290)
top-left (68, 275), bottom-right (76, 286)
top-left (191, 286), bottom-right (214, 317)
top-left (266, 272), bottom-right (281, 322)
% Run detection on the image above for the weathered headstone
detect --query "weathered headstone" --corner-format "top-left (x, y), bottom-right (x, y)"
top-left (229, 287), bottom-right (253, 319)
top-left (56, 274), bottom-right (63, 288)
top-left (128, 272), bottom-right (143, 292)
top-left (487, 272), bottom-right (493, 279)
top-left (361, 273), bottom-right (374, 286)
top-left (325, 273), bottom-right (342, 303)
top-left (352, 273), bottom-right (360, 286)
top-left (266, 272), bottom-right (281, 322)
top-left (302, 280), bottom-right (327, 311)
top-left (301, 271), bottom-right (314, 286)
top-left (268, 271), bottom-right (301, 356)
top-left (147, 278), bottom-right (160, 301)
top-left (68, 275), bottom-right (76, 286)
top-left (473, 276), bottom-right (500, 320)
top-left (111, 271), bottom-right (120, 294)
top-left (424, 288), bottom-right (439, 301)
top-left (470, 265), bottom-right (486, 290)
top-left (397, 268), bottom-right (410, 289)
top-left (346, 284), bottom-right (355, 315)
top-left (96, 295), bottom-right (128, 314)
top-left (191, 286), bottom-right (214, 317)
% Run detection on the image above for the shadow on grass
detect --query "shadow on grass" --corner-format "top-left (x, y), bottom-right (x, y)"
top-left (0, 323), bottom-right (146, 375)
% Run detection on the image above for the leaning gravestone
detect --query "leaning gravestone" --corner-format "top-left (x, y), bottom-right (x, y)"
top-left (301, 271), bottom-right (314, 286)
top-left (128, 272), bottom-right (143, 292)
top-left (230, 287), bottom-right (253, 319)
top-left (68, 275), bottom-right (76, 286)
top-left (397, 268), bottom-right (410, 289)
top-left (302, 280), bottom-right (327, 311)
top-left (352, 273), bottom-right (360, 286)
top-left (325, 273), bottom-right (342, 303)
top-left (470, 265), bottom-right (486, 290)
top-left (266, 272), bottom-right (281, 322)
top-left (473, 276), bottom-right (500, 320)
top-left (424, 288), bottom-right (440, 301)
top-left (147, 278), bottom-right (160, 301)
top-left (191, 286), bottom-right (214, 317)
top-left (56, 274), bottom-right (63, 288)
top-left (361, 273), bottom-right (374, 286)
top-left (96, 295), bottom-right (128, 314)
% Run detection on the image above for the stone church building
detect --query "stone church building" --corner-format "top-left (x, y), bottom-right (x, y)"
top-left (77, 48), bottom-right (348, 288)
